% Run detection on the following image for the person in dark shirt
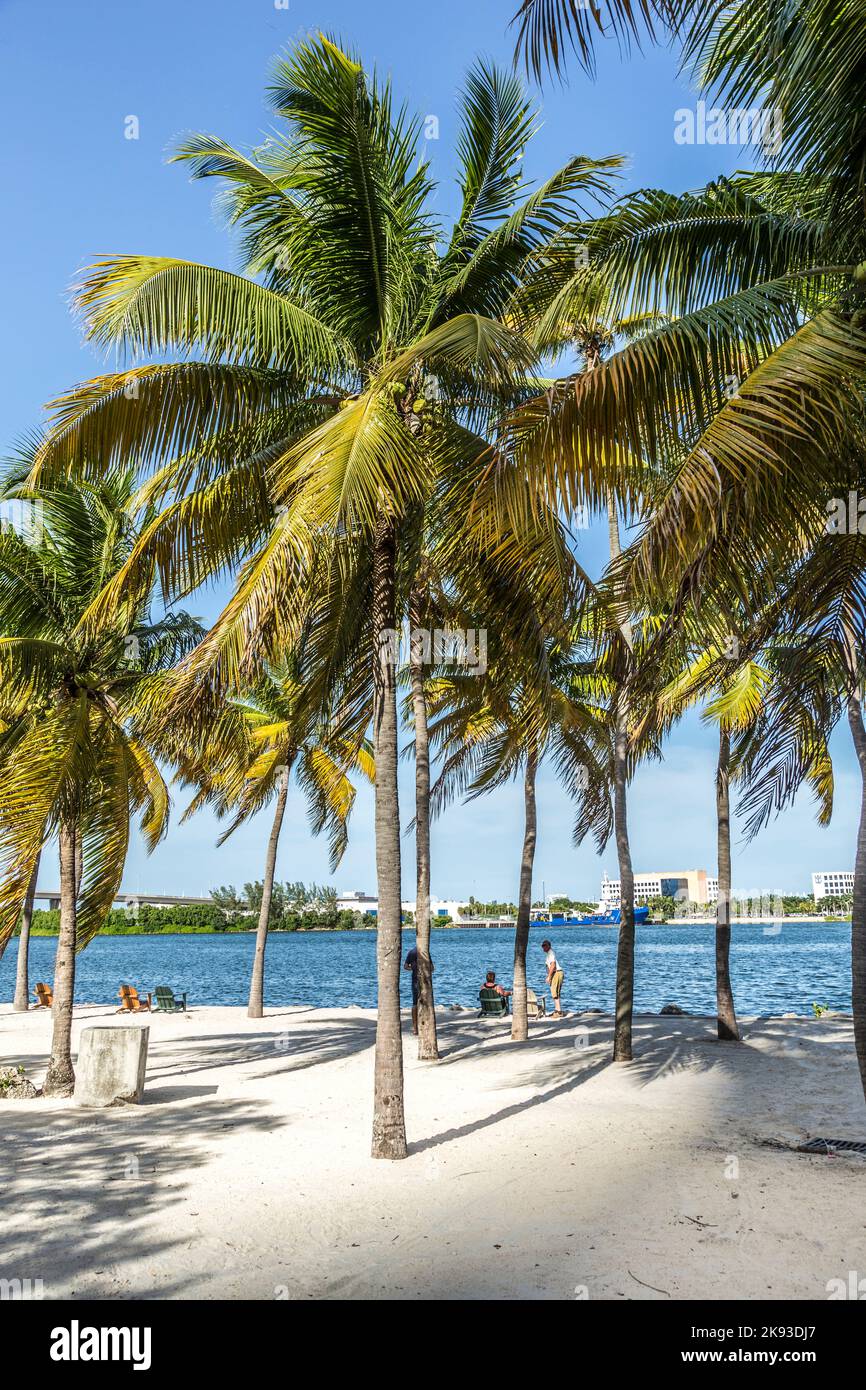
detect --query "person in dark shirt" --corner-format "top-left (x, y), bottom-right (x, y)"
top-left (481, 969), bottom-right (511, 999)
top-left (403, 946), bottom-right (434, 1035)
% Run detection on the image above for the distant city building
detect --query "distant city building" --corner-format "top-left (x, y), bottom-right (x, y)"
top-left (601, 870), bottom-right (718, 907)
top-left (336, 892), bottom-right (475, 920)
top-left (812, 872), bottom-right (854, 902)
top-left (401, 898), bottom-right (472, 922)
top-left (335, 890), bottom-right (379, 915)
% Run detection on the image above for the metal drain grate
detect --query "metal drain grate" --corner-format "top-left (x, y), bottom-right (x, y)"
top-left (798, 1137), bottom-right (866, 1156)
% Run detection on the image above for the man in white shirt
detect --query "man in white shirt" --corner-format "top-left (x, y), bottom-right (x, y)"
top-left (541, 939), bottom-right (564, 1017)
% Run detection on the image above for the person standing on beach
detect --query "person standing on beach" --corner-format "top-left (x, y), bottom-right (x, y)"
top-left (541, 939), bottom-right (564, 1017)
top-left (403, 946), bottom-right (433, 1035)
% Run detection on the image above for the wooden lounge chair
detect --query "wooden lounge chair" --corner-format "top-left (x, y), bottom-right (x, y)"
top-left (153, 985), bottom-right (187, 1013)
top-left (34, 983), bottom-right (53, 1009)
top-left (117, 984), bottom-right (151, 1013)
top-left (478, 986), bottom-right (509, 1017)
top-left (527, 988), bottom-right (546, 1019)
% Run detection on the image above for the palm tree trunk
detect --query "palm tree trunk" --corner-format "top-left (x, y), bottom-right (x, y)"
top-left (715, 727), bottom-right (739, 1040)
top-left (511, 749), bottom-right (538, 1042)
top-left (612, 705), bottom-right (635, 1060)
top-left (248, 763), bottom-right (291, 1019)
top-left (13, 851), bottom-right (41, 1012)
top-left (43, 824), bottom-right (77, 1097)
top-left (371, 514), bottom-right (407, 1159)
top-left (410, 593), bottom-right (438, 1061)
top-left (607, 491), bottom-right (636, 1062)
top-left (74, 831), bottom-right (83, 896)
top-left (847, 693), bottom-right (866, 1105)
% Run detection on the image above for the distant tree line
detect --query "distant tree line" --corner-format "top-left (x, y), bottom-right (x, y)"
top-left (545, 896), bottom-right (598, 914)
top-left (210, 881), bottom-right (368, 931)
top-left (23, 884), bottom-right (369, 935)
top-left (643, 893), bottom-right (837, 921)
top-left (211, 880), bottom-right (339, 915)
top-left (458, 897), bottom-right (518, 917)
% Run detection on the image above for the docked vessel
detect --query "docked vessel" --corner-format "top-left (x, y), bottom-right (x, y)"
top-left (531, 900), bottom-right (650, 927)
top-left (568, 904), bottom-right (650, 926)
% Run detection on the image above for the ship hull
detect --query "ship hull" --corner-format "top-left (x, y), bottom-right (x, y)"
top-left (544, 906), bottom-right (651, 927)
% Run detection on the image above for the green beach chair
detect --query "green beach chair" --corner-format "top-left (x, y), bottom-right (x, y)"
top-left (478, 986), bottom-right (509, 1017)
top-left (153, 985), bottom-right (187, 1013)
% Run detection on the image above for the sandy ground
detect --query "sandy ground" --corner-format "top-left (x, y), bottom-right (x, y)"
top-left (2, 1002), bottom-right (866, 1301)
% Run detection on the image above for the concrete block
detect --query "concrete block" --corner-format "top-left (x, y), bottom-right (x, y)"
top-left (74, 1026), bottom-right (149, 1106)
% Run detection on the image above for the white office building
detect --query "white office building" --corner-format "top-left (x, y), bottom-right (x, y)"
top-left (335, 890), bottom-right (379, 915)
top-left (337, 892), bottom-right (473, 921)
top-left (812, 871), bottom-right (854, 902)
top-left (601, 870), bottom-right (719, 907)
top-left (401, 898), bottom-right (471, 922)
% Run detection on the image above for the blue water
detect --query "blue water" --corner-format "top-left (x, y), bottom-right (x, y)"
top-left (0, 922), bottom-right (852, 1015)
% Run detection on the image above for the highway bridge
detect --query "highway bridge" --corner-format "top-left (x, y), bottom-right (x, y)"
top-left (34, 891), bottom-right (215, 912)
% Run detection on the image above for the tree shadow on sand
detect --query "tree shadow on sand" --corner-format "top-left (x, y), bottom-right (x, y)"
top-left (412, 1014), bottom-right (796, 1155)
top-left (3, 1015), bottom-right (378, 1090)
top-left (430, 1011), bottom-right (728, 1083)
top-left (146, 1017), bottom-right (377, 1085)
top-left (0, 1097), bottom-right (287, 1299)
top-left (409, 1052), bottom-right (613, 1155)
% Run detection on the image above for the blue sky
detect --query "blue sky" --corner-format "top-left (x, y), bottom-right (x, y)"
top-left (1, 0), bottom-right (857, 899)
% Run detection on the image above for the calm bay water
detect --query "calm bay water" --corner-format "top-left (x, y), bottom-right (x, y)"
top-left (0, 922), bottom-right (852, 1015)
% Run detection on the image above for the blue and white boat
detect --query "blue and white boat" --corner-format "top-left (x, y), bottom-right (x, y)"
top-left (531, 899), bottom-right (650, 927)
top-left (569, 904), bottom-right (650, 926)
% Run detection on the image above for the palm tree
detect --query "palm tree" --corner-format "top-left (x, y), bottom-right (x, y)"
top-left (504, 0), bottom-right (866, 1054)
top-left (402, 500), bottom-right (579, 1049)
top-left (511, 0), bottom-right (669, 81)
top-left (567, 37), bottom-right (866, 1090)
top-left (651, 622), bottom-right (833, 1040)
top-left (429, 607), bottom-right (613, 1040)
top-left (0, 468), bottom-right (201, 1093)
top-left (511, 256), bottom-right (671, 1059)
top-left (181, 663), bottom-right (373, 1019)
top-left (509, 0), bottom-right (866, 1101)
top-left (681, 536), bottom-right (866, 1089)
top-left (502, 159), bottom-right (866, 1064)
top-left (406, 576), bottom-right (439, 1059)
top-left (32, 38), bottom-right (616, 1154)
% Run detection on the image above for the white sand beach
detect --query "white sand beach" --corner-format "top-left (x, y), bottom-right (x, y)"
top-left (2, 1004), bottom-right (865, 1301)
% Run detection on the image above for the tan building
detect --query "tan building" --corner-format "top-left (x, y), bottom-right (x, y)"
top-left (601, 870), bottom-right (718, 907)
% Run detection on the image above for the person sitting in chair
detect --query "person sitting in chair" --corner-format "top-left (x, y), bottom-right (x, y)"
top-left (482, 969), bottom-right (511, 999)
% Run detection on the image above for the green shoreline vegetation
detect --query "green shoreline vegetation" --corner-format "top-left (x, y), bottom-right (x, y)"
top-left (20, 905), bottom-right (372, 936)
top-left (17, 893), bottom-right (845, 935)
